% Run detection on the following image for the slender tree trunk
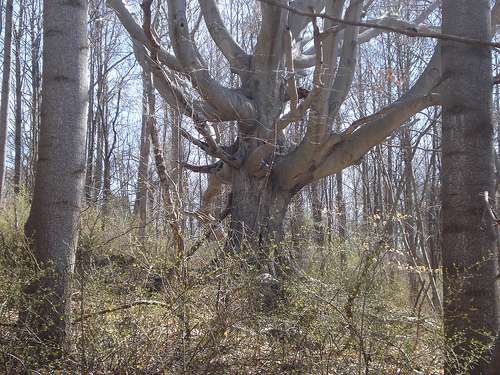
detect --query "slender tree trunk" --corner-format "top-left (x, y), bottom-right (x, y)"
top-left (135, 72), bottom-right (151, 242)
top-left (170, 107), bottom-right (184, 230)
top-left (401, 126), bottom-right (419, 303)
top-left (311, 181), bottom-right (324, 245)
top-left (290, 191), bottom-right (305, 264)
top-left (441, 1), bottom-right (499, 373)
top-left (0, 0), bottom-right (14, 200)
top-left (20, 0), bottom-right (89, 361)
top-left (92, 17), bottom-right (104, 203)
top-left (28, 0), bottom-right (41, 190)
top-left (13, 3), bottom-right (24, 194)
top-left (336, 171), bottom-right (347, 263)
top-left (84, 45), bottom-right (95, 202)
top-left (170, 108), bottom-right (183, 194)
top-left (93, 117), bottom-right (103, 201)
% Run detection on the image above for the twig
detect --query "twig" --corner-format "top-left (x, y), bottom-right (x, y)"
top-left (72, 300), bottom-right (168, 324)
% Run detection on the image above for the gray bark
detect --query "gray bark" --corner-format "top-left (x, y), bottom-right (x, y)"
top-left (441, 0), bottom-right (499, 373)
top-left (0, 0), bottom-right (14, 200)
top-left (28, 0), bottom-right (41, 190)
top-left (20, 0), bottom-right (89, 360)
top-left (135, 72), bottom-right (151, 243)
top-left (13, 2), bottom-right (24, 194)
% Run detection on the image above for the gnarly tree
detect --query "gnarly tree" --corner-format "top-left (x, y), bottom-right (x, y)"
top-left (107, 0), bottom-right (444, 274)
top-left (19, 0), bottom-right (89, 360)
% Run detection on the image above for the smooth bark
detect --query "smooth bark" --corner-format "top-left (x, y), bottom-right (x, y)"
top-left (20, 0), bottom-right (89, 360)
top-left (441, 0), bottom-right (499, 373)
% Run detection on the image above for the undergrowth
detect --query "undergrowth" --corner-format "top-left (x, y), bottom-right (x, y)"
top-left (0, 195), bottom-right (446, 374)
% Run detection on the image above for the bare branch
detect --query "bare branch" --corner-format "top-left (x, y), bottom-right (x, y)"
top-left (106, 0), bottom-right (181, 71)
top-left (198, 0), bottom-right (248, 65)
top-left (313, 49), bottom-right (442, 180)
top-left (182, 160), bottom-right (223, 174)
top-left (167, 0), bottom-right (256, 120)
top-left (253, 0), bottom-right (287, 73)
top-left (357, 0), bottom-right (439, 44)
top-left (287, 0), bottom-right (325, 38)
top-left (257, 0), bottom-right (500, 50)
top-left (179, 125), bottom-right (241, 168)
top-left (328, 0), bottom-right (362, 118)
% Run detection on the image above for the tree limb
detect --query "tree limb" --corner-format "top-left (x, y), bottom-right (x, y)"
top-left (198, 0), bottom-right (248, 69)
top-left (167, 0), bottom-right (255, 120)
top-left (257, 0), bottom-right (500, 50)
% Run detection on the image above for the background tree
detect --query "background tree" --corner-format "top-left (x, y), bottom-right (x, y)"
top-left (0, 0), bottom-right (14, 200)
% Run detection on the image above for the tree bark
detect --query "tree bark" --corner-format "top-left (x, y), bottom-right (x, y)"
top-left (336, 171), bottom-right (347, 263)
top-left (228, 168), bottom-right (291, 275)
top-left (441, 0), bottom-right (499, 373)
top-left (27, 0), bottom-right (41, 190)
top-left (13, 3), bottom-right (24, 194)
top-left (135, 72), bottom-right (151, 243)
top-left (0, 0), bottom-right (14, 200)
top-left (20, 0), bottom-right (89, 361)
top-left (311, 181), bottom-right (324, 245)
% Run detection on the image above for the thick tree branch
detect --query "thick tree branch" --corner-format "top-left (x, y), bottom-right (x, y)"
top-left (276, 0), bottom-right (360, 185)
top-left (276, 45), bottom-right (442, 190)
top-left (253, 0), bottom-right (287, 74)
top-left (182, 160), bottom-right (223, 174)
top-left (287, 0), bottom-right (325, 39)
top-left (106, 0), bottom-right (181, 71)
top-left (198, 0), bottom-right (249, 68)
top-left (167, 0), bottom-right (255, 120)
top-left (314, 49), bottom-right (443, 180)
top-left (328, 0), bottom-right (361, 118)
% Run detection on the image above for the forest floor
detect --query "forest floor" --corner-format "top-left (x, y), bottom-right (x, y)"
top-left (0, 195), bottom-right (446, 374)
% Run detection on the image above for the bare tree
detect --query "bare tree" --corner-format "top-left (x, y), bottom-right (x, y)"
top-left (0, 0), bottom-right (14, 200)
top-left (135, 72), bottom-right (152, 243)
top-left (26, 0), bottom-right (42, 189)
top-left (441, 0), bottom-right (499, 373)
top-left (14, 0), bottom-right (25, 194)
top-left (19, 0), bottom-right (89, 360)
top-left (107, 0), bottom-right (444, 276)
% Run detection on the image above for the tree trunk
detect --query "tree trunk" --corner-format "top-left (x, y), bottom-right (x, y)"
top-left (28, 0), bottom-right (41, 191)
top-left (170, 107), bottom-right (184, 230)
top-left (401, 125), bottom-right (419, 304)
top-left (336, 171), bottom-right (347, 264)
top-left (311, 181), bottom-right (325, 245)
top-left (0, 0), bottom-right (14, 200)
top-left (13, 3), bottom-right (24, 194)
top-left (441, 0), bottom-right (499, 373)
top-left (20, 0), bottom-right (89, 361)
top-left (290, 191), bottom-right (305, 264)
top-left (135, 72), bottom-right (151, 243)
top-left (228, 168), bottom-right (291, 276)
top-left (84, 43), bottom-right (95, 202)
